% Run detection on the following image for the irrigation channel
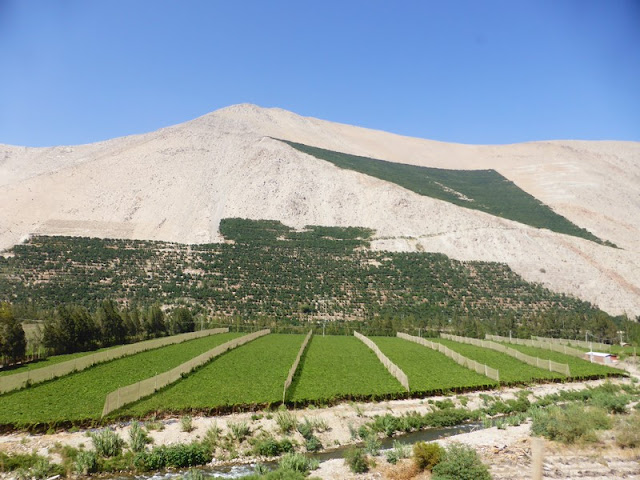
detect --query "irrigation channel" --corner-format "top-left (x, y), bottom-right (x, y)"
top-left (101, 421), bottom-right (484, 479)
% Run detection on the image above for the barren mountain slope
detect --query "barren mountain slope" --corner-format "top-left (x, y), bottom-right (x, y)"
top-left (1, 104), bottom-right (639, 316)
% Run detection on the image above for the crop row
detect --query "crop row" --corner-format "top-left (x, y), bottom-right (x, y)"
top-left (0, 332), bottom-right (241, 426)
top-left (0, 333), bottom-right (622, 427)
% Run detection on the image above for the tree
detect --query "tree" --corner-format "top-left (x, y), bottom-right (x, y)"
top-left (168, 307), bottom-right (195, 335)
top-left (0, 303), bottom-right (27, 363)
top-left (144, 304), bottom-right (166, 338)
top-left (95, 300), bottom-right (126, 346)
top-left (43, 305), bottom-right (99, 355)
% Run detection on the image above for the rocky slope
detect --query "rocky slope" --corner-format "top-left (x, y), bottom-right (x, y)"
top-left (1, 104), bottom-right (639, 316)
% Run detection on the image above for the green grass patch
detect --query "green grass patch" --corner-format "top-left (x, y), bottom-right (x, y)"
top-left (434, 339), bottom-right (564, 384)
top-left (288, 336), bottom-right (404, 403)
top-left (0, 332), bottom-right (241, 426)
top-left (282, 140), bottom-right (612, 246)
top-left (370, 336), bottom-right (497, 392)
top-left (497, 342), bottom-right (620, 378)
top-left (123, 334), bottom-right (305, 415)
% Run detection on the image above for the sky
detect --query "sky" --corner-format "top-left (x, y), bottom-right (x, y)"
top-left (0, 0), bottom-right (639, 147)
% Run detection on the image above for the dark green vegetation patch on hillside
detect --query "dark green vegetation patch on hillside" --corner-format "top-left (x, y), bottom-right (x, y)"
top-left (282, 140), bottom-right (612, 246)
top-left (0, 219), bottom-right (601, 322)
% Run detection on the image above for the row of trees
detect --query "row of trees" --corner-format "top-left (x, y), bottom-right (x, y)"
top-left (40, 300), bottom-right (196, 355)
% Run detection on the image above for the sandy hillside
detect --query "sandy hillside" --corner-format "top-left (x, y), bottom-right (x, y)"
top-left (1, 104), bottom-right (639, 316)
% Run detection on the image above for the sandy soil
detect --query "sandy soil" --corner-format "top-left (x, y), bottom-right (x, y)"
top-left (1, 104), bottom-right (639, 316)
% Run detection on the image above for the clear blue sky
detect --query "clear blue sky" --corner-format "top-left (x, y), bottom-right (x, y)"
top-left (1, 0), bottom-right (639, 147)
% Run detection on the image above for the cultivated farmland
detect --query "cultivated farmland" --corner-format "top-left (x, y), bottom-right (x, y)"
top-left (0, 347), bottom-right (113, 378)
top-left (495, 342), bottom-right (620, 378)
top-left (433, 338), bottom-right (564, 384)
top-left (122, 334), bottom-right (306, 416)
top-left (370, 336), bottom-right (497, 392)
top-left (0, 332), bottom-right (240, 426)
top-left (288, 336), bottom-right (404, 403)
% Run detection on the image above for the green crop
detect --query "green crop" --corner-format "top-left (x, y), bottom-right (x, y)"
top-left (123, 334), bottom-right (305, 415)
top-left (496, 342), bottom-right (619, 378)
top-left (370, 336), bottom-right (497, 392)
top-left (0, 332), bottom-right (240, 426)
top-left (434, 339), bottom-right (564, 384)
top-left (288, 336), bottom-right (404, 403)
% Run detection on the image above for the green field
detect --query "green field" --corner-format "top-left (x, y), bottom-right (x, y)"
top-left (288, 336), bottom-right (404, 403)
top-left (370, 336), bottom-right (497, 392)
top-left (123, 334), bottom-right (305, 416)
top-left (0, 346), bottom-right (115, 378)
top-left (282, 140), bottom-right (612, 246)
top-left (0, 332), bottom-right (240, 426)
top-left (433, 339), bottom-right (564, 384)
top-left (496, 342), bottom-right (620, 378)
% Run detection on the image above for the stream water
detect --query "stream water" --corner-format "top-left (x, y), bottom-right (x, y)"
top-left (102, 421), bottom-right (484, 479)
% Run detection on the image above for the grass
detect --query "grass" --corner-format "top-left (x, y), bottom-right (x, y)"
top-left (288, 336), bottom-right (405, 403)
top-left (0, 332), bottom-right (241, 426)
top-left (282, 140), bottom-right (612, 246)
top-left (496, 342), bottom-right (621, 378)
top-left (122, 334), bottom-right (306, 415)
top-left (433, 338), bottom-right (564, 384)
top-left (370, 336), bottom-right (497, 391)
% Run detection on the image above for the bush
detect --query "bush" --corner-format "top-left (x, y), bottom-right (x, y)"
top-left (344, 446), bottom-right (369, 473)
top-left (431, 443), bottom-right (491, 480)
top-left (129, 421), bottom-right (152, 453)
top-left (385, 440), bottom-right (411, 465)
top-left (203, 422), bottom-right (222, 448)
top-left (276, 410), bottom-right (297, 434)
top-left (364, 435), bottom-right (381, 456)
top-left (304, 435), bottom-right (322, 452)
top-left (181, 415), bottom-right (194, 432)
top-left (0, 452), bottom-right (47, 472)
top-left (135, 442), bottom-right (211, 471)
top-left (228, 421), bottom-right (250, 441)
top-left (89, 428), bottom-right (125, 457)
top-left (590, 391), bottom-right (630, 414)
top-left (74, 450), bottom-right (98, 475)
top-left (252, 434), bottom-right (294, 457)
top-left (413, 441), bottom-right (444, 471)
top-left (277, 452), bottom-right (318, 473)
top-left (615, 412), bottom-right (640, 448)
top-left (530, 404), bottom-right (611, 444)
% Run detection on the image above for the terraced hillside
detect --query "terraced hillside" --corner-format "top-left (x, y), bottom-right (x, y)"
top-left (0, 219), bottom-right (601, 321)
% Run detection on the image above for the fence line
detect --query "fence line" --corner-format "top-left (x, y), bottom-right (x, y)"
top-left (396, 332), bottom-right (499, 383)
top-left (283, 330), bottom-right (313, 403)
top-left (442, 334), bottom-right (570, 376)
top-left (532, 336), bottom-right (611, 352)
top-left (355, 332), bottom-right (410, 391)
top-left (0, 328), bottom-right (229, 395)
top-left (485, 334), bottom-right (586, 359)
top-left (102, 329), bottom-right (270, 417)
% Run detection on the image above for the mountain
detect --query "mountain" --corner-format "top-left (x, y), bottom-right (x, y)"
top-left (1, 104), bottom-right (639, 317)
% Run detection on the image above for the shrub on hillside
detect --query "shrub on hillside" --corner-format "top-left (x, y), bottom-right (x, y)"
top-left (413, 441), bottom-right (444, 471)
top-left (431, 443), bottom-right (491, 480)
